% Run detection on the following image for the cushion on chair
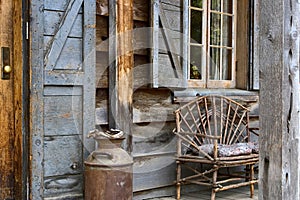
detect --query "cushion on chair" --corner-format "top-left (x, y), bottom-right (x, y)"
top-left (198, 142), bottom-right (259, 157)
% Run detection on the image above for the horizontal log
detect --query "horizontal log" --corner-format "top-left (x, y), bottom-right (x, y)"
top-left (95, 89), bottom-right (179, 124)
top-left (132, 122), bottom-right (176, 154)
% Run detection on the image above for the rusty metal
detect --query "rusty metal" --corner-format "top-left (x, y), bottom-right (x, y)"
top-left (85, 130), bottom-right (133, 200)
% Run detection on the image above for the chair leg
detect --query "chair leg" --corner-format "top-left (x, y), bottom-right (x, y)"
top-left (249, 164), bottom-right (254, 198)
top-left (211, 166), bottom-right (218, 200)
top-left (176, 161), bottom-right (181, 200)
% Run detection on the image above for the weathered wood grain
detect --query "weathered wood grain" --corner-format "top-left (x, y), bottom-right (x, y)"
top-left (30, 0), bottom-right (96, 199)
top-left (132, 122), bottom-right (176, 154)
top-left (44, 11), bottom-right (83, 37)
top-left (236, 0), bottom-right (249, 90)
top-left (44, 0), bottom-right (83, 70)
top-left (44, 95), bottom-right (82, 136)
top-left (44, 36), bottom-right (83, 70)
top-left (157, 54), bottom-right (185, 88)
top-left (0, 1), bottom-right (15, 199)
top-left (30, 0), bottom-right (45, 198)
top-left (259, 0), bottom-right (300, 199)
top-left (13, 0), bottom-right (26, 198)
top-left (133, 155), bottom-right (176, 191)
top-left (116, 0), bottom-right (134, 153)
top-left (44, 135), bottom-right (83, 177)
top-left (44, 175), bottom-right (83, 198)
top-left (252, 0), bottom-right (260, 90)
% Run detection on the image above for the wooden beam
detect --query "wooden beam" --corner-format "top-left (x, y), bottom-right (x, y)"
top-left (259, 0), bottom-right (300, 199)
top-left (109, 0), bottom-right (134, 153)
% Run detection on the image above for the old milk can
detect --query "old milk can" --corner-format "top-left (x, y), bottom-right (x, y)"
top-left (84, 129), bottom-right (133, 200)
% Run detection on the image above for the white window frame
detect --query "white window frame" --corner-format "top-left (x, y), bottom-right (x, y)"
top-left (188, 0), bottom-right (237, 88)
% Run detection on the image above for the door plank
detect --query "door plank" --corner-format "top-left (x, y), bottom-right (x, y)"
top-left (44, 0), bottom-right (83, 70)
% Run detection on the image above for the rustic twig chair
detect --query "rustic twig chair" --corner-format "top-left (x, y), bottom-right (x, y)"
top-left (174, 95), bottom-right (259, 200)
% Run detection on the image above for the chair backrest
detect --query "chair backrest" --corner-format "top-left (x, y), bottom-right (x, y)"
top-left (175, 95), bottom-right (250, 154)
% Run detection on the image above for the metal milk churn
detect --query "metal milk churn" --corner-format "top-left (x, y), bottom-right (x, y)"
top-left (84, 129), bottom-right (133, 200)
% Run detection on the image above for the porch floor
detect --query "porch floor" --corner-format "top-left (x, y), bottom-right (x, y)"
top-left (151, 186), bottom-right (258, 200)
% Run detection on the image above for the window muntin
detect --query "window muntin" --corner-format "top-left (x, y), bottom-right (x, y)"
top-left (188, 0), bottom-right (236, 88)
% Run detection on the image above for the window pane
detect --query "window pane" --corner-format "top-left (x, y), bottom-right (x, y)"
top-left (191, 0), bottom-right (203, 8)
top-left (191, 10), bottom-right (203, 44)
top-left (211, 0), bottom-right (221, 12)
top-left (221, 48), bottom-right (232, 80)
top-left (190, 45), bottom-right (203, 80)
top-left (210, 13), bottom-right (221, 46)
top-left (222, 15), bottom-right (232, 46)
top-left (223, 0), bottom-right (233, 13)
top-left (209, 47), bottom-right (220, 80)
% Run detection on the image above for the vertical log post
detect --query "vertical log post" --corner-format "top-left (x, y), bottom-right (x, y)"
top-left (259, 0), bottom-right (300, 199)
top-left (109, 0), bottom-right (134, 153)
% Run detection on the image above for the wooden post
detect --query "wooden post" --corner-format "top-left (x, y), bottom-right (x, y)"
top-left (259, 0), bottom-right (300, 199)
top-left (109, 0), bottom-right (134, 153)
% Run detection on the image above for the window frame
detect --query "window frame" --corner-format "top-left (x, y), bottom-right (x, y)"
top-left (187, 0), bottom-right (237, 89)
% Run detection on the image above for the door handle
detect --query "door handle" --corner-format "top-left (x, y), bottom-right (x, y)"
top-left (1, 47), bottom-right (11, 80)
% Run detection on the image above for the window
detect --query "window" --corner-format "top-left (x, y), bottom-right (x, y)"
top-left (188, 0), bottom-right (236, 88)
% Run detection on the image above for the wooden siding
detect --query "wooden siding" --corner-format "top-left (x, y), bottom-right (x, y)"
top-left (151, 0), bottom-right (187, 88)
top-left (94, 1), bottom-right (260, 199)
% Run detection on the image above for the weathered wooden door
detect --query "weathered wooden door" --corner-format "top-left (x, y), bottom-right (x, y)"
top-left (0, 1), bottom-right (24, 199)
top-left (30, 0), bottom-right (96, 199)
top-left (0, 1), bottom-right (15, 198)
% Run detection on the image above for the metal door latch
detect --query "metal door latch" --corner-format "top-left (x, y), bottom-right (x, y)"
top-left (1, 47), bottom-right (11, 80)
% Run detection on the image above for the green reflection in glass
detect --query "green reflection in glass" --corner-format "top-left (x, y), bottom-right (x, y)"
top-left (191, 10), bottom-right (203, 44)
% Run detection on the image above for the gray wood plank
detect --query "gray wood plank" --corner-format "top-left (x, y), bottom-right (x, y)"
top-left (151, 0), bottom-right (160, 88)
top-left (43, 135), bottom-right (83, 177)
top-left (252, 0), bottom-right (260, 90)
top-left (132, 122), bottom-right (176, 154)
top-left (44, 0), bottom-right (83, 70)
top-left (259, 0), bottom-right (300, 199)
top-left (44, 0), bottom-right (82, 13)
top-left (159, 4), bottom-right (182, 78)
top-left (44, 36), bottom-right (83, 70)
top-left (44, 96), bottom-right (82, 136)
top-left (82, 0), bottom-right (96, 158)
top-left (108, 0), bottom-right (118, 128)
top-left (44, 86), bottom-right (82, 96)
top-left (30, 0), bottom-right (45, 199)
top-left (44, 175), bottom-right (83, 198)
top-left (44, 71), bottom-right (85, 86)
top-left (133, 156), bottom-right (176, 192)
top-left (44, 11), bottom-right (82, 37)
